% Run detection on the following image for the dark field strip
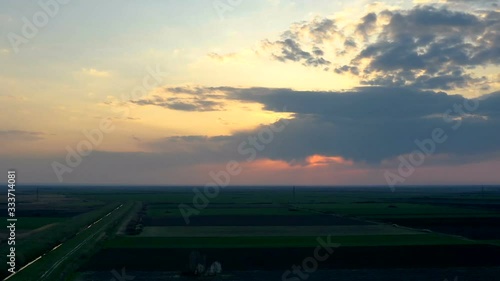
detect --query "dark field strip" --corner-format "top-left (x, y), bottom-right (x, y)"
top-left (105, 234), bottom-right (472, 248)
top-left (77, 267), bottom-right (500, 281)
top-left (81, 245), bottom-right (500, 271)
top-left (139, 225), bottom-right (421, 237)
top-left (400, 198), bottom-right (500, 209)
top-left (377, 217), bottom-right (500, 240)
top-left (0, 209), bottom-right (91, 218)
top-left (147, 202), bottom-right (283, 208)
top-left (143, 214), bottom-right (373, 226)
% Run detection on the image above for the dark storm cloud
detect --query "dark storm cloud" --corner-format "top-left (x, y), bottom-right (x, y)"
top-left (261, 5), bottom-right (500, 90)
top-left (350, 6), bottom-right (500, 90)
top-left (227, 87), bottom-right (463, 119)
top-left (358, 6), bottom-right (499, 66)
top-left (135, 86), bottom-right (500, 164)
top-left (226, 87), bottom-right (500, 162)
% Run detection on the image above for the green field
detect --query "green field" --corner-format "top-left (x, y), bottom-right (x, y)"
top-left (146, 206), bottom-right (312, 217)
top-left (105, 233), bottom-right (475, 248)
top-left (17, 217), bottom-right (67, 231)
top-left (2, 186), bottom-right (498, 280)
top-left (294, 202), bottom-right (498, 218)
top-left (138, 225), bottom-right (423, 237)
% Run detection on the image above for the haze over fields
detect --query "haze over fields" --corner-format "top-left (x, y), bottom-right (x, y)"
top-left (1, 0), bottom-right (500, 186)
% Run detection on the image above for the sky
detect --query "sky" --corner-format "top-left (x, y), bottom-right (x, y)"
top-left (0, 0), bottom-right (499, 186)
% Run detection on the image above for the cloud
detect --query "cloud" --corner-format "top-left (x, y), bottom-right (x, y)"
top-left (259, 5), bottom-right (500, 91)
top-left (133, 98), bottom-right (223, 112)
top-left (350, 6), bottom-right (499, 89)
top-left (134, 86), bottom-right (500, 165)
top-left (0, 130), bottom-right (45, 141)
top-left (444, 0), bottom-right (499, 8)
top-left (207, 52), bottom-right (237, 62)
top-left (263, 38), bottom-right (331, 68)
top-left (261, 17), bottom-right (341, 68)
top-left (130, 87), bottom-right (228, 112)
top-left (81, 68), bottom-right (111, 77)
top-left (356, 13), bottom-right (378, 40)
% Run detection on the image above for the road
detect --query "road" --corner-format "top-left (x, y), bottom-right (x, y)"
top-left (4, 204), bottom-right (124, 281)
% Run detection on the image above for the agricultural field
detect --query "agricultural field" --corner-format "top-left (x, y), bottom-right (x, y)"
top-left (0, 186), bottom-right (127, 280)
top-left (72, 186), bottom-right (500, 281)
top-left (2, 186), bottom-right (500, 280)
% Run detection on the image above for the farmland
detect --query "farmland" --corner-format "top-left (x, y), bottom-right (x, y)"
top-left (1, 186), bottom-right (500, 280)
top-left (77, 186), bottom-right (500, 280)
